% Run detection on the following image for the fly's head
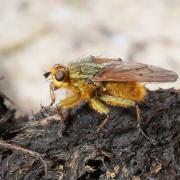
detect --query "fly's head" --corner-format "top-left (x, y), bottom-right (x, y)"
top-left (44, 64), bottom-right (70, 89)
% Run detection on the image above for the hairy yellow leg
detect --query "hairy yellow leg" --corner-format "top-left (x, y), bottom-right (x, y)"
top-left (99, 95), bottom-right (141, 128)
top-left (57, 90), bottom-right (81, 135)
top-left (99, 95), bottom-right (135, 107)
top-left (89, 97), bottom-right (109, 131)
top-left (99, 95), bottom-right (142, 128)
top-left (56, 95), bottom-right (80, 136)
top-left (58, 93), bottom-right (80, 122)
top-left (58, 85), bottom-right (81, 109)
top-left (89, 97), bottom-right (109, 114)
top-left (100, 95), bottom-right (157, 144)
top-left (99, 95), bottom-right (137, 126)
top-left (59, 93), bottom-right (81, 108)
top-left (98, 95), bottom-right (135, 131)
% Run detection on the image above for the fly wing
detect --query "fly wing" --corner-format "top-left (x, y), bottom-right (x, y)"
top-left (93, 58), bottom-right (178, 82)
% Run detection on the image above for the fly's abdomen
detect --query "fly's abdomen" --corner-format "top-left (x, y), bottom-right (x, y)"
top-left (104, 82), bottom-right (146, 103)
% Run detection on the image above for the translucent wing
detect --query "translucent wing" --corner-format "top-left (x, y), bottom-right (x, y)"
top-left (92, 58), bottom-right (178, 82)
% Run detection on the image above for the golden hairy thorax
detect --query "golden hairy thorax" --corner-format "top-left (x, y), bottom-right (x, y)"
top-left (70, 79), bottom-right (98, 100)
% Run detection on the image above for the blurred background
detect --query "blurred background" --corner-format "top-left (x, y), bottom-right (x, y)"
top-left (0, 0), bottom-right (179, 114)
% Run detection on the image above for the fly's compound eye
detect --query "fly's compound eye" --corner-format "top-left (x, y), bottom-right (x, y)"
top-left (55, 70), bottom-right (65, 81)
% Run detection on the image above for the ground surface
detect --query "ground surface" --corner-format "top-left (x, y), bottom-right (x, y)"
top-left (0, 0), bottom-right (180, 113)
top-left (0, 89), bottom-right (180, 180)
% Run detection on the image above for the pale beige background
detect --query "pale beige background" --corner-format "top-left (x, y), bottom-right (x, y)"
top-left (0, 0), bottom-right (179, 114)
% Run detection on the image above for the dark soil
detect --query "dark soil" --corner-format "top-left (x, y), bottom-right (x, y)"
top-left (0, 89), bottom-right (180, 180)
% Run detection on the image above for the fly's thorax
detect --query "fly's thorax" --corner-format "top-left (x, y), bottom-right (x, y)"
top-left (70, 79), bottom-right (99, 100)
top-left (68, 59), bottom-right (105, 80)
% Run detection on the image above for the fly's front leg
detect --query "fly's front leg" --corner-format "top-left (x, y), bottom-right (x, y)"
top-left (57, 92), bottom-right (80, 124)
top-left (56, 87), bottom-right (81, 135)
top-left (59, 93), bottom-right (81, 109)
top-left (56, 106), bottom-right (70, 135)
top-left (49, 82), bottom-right (56, 106)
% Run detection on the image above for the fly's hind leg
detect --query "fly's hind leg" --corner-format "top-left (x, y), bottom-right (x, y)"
top-left (100, 95), bottom-right (157, 144)
top-left (89, 96), bottom-right (136, 132)
top-left (136, 105), bottom-right (157, 144)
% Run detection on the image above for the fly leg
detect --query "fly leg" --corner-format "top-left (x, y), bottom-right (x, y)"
top-left (89, 97), bottom-right (110, 132)
top-left (98, 95), bottom-right (135, 132)
top-left (49, 82), bottom-right (56, 106)
top-left (56, 92), bottom-right (81, 136)
top-left (48, 82), bottom-right (70, 135)
top-left (97, 114), bottom-right (110, 132)
top-left (136, 105), bottom-right (157, 144)
top-left (100, 95), bottom-right (157, 144)
top-left (56, 106), bottom-right (70, 136)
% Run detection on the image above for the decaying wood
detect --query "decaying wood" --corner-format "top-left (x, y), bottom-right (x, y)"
top-left (0, 89), bottom-right (180, 180)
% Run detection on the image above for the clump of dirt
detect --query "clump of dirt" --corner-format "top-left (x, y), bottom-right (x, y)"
top-left (0, 92), bottom-right (28, 140)
top-left (0, 89), bottom-right (180, 180)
